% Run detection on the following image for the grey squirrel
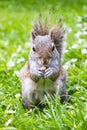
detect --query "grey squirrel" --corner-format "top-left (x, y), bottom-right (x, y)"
top-left (19, 17), bottom-right (67, 108)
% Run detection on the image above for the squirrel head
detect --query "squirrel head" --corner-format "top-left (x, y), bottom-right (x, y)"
top-left (31, 32), bottom-right (56, 67)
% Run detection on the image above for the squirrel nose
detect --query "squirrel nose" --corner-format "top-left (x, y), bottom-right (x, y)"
top-left (42, 58), bottom-right (48, 65)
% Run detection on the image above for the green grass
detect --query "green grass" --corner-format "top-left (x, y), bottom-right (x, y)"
top-left (0, 0), bottom-right (87, 130)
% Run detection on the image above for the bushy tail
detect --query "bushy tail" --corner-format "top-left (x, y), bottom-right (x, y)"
top-left (50, 25), bottom-right (65, 60)
top-left (33, 16), bottom-right (50, 36)
top-left (32, 16), bottom-right (65, 60)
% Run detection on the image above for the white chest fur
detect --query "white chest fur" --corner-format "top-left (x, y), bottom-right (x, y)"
top-left (34, 78), bottom-right (55, 102)
top-left (36, 78), bottom-right (54, 91)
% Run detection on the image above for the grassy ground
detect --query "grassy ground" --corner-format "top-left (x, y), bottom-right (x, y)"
top-left (0, 0), bottom-right (87, 130)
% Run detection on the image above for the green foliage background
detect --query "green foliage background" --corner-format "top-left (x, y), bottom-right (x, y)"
top-left (0, 0), bottom-right (87, 130)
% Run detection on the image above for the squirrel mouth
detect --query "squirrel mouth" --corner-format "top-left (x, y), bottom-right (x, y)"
top-left (40, 66), bottom-right (48, 72)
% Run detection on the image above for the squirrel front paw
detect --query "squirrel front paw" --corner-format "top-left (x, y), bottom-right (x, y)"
top-left (30, 68), bottom-right (44, 81)
top-left (35, 69), bottom-right (44, 77)
top-left (44, 67), bottom-right (54, 78)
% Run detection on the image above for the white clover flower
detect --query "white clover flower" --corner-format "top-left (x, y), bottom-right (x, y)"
top-left (68, 27), bottom-right (72, 33)
top-left (17, 58), bottom-right (25, 64)
top-left (75, 31), bottom-right (82, 38)
top-left (63, 64), bottom-right (69, 70)
top-left (70, 58), bottom-right (78, 63)
top-left (77, 16), bottom-right (82, 22)
top-left (83, 27), bottom-right (87, 31)
top-left (5, 119), bottom-right (13, 126)
top-left (17, 45), bottom-right (22, 52)
top-left (78, 38), bottom-right (84, 44)
top-left (64, 33), bottom-right (68, 39)
top-left (4, 41), bottom-right (9, 46)
top-left (76, 23), bottom-right (82, 28)
top-left (72, 123), bottom-right (76, 130)
top-left (63, 23), bottom-right (67, 29)
top-left (25, 41), bottom-right (32, 48)
top-left (82, 27), bottom-right (87, 35)
top-left (84, 115), bottom-right (87, 121)
top-left (83, 31), bottom-right (87, 35)
top-left (7, 60), bottom-right (15, 68)
top-left (15, 93), bottom-right (21, 98)
top-left (71, 44), bottom-right (78, 49)
top-left (12, 53), bottom-right (17, 58)
top-left (84, 60), bottom-right (87, 65)
top-left (84, 14), bottom-right (87, 18)
top-left (5, 110), bottom-right (16, 114)
top-left (64, 49), bottom-right (69, 53)
top-left (14, 70), bottom-right (20, 77)
top-left (63, 61), bottom-right (71, 70)
top-left (30, 108), bottom-right (33, 113)
top-left (82, 49), bottom-right (87, 54)
top-left (83, 43), bottom-right (87, 48)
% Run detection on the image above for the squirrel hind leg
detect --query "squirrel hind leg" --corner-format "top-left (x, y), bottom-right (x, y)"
top-left (22, 98), bottom-right (31, 109)
top-left (60, 90), bottom-right (68, 103)
top-left (55, 66), bottom-right (68, 103)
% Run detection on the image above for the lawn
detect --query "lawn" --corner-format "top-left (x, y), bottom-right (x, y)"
top-left (0, 0), bottom-right (87, 130)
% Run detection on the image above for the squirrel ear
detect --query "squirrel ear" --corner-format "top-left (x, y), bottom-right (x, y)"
top-left (49, 30), bottom-right (54, 42)
top-left (32, 32), bottom-right (36, 41)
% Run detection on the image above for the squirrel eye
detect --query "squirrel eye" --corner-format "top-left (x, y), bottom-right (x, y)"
top-left (32, 47), bottom-right (36, 51)
top-left (52, 45), bottom-right (55, 51)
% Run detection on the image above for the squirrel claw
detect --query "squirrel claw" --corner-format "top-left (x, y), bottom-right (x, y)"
top-left (37, 70), bottom-right (44, 77)
top-left (44, 68), bottom-right (53, 78)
